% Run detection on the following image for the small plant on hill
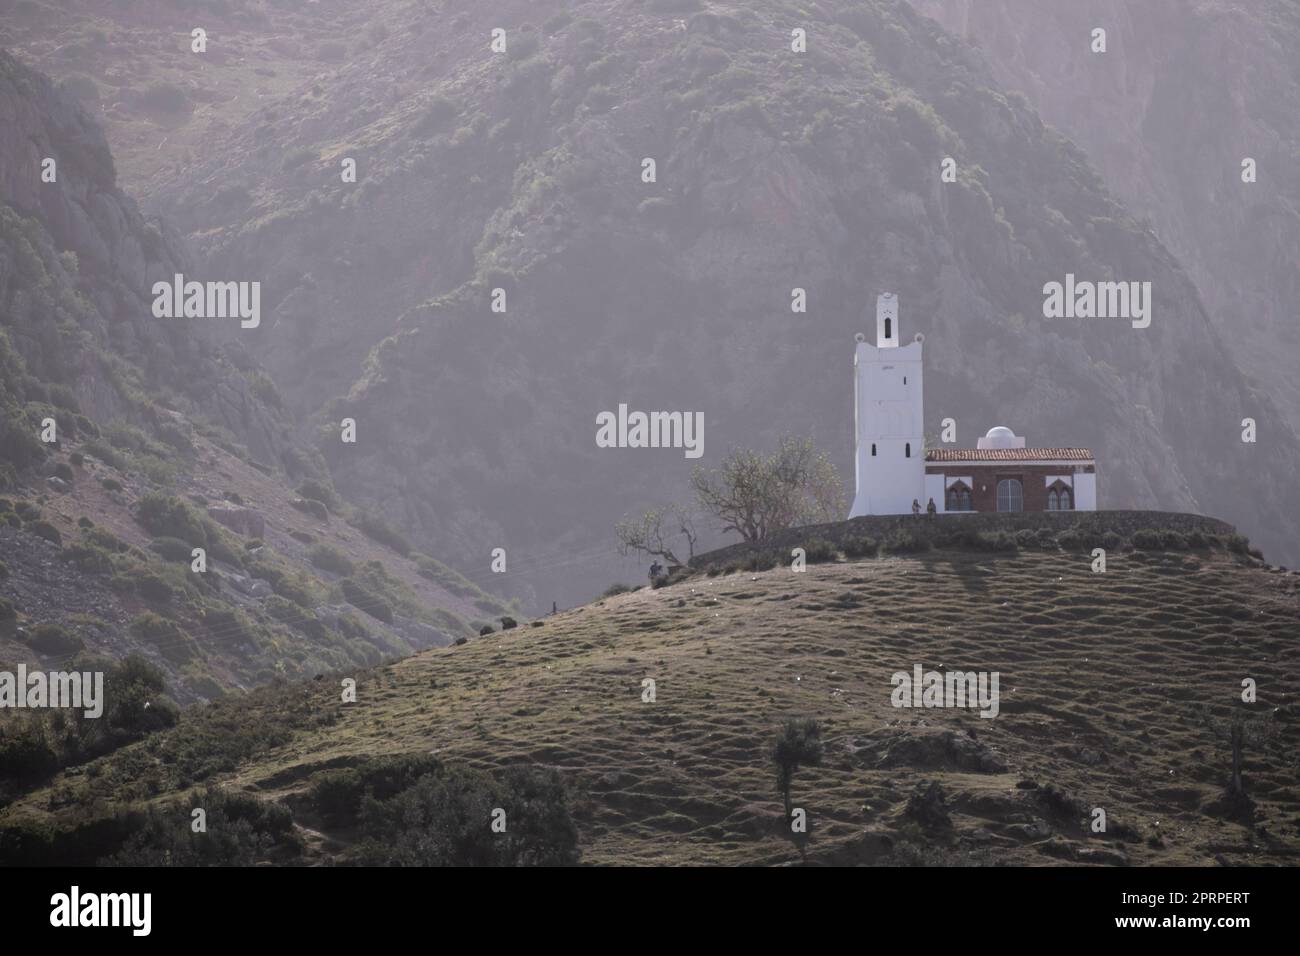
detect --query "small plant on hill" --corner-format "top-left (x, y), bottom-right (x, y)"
top-left (772, 717), bottom-right (823, 825)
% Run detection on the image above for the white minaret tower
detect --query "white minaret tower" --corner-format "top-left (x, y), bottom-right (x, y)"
top-left (849, 293), bottom-right (926, 517)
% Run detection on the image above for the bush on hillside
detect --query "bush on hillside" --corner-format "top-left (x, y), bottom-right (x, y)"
top-left (26, 520), bottom-right (62, 546)
top-left (340, 578), bottom-right (393, 624)
top-left (308, 544), bottom-right (354, 576)
top-left (23, 624), bottom-right (83, 655)
top-left (882, 529), bottom-right (931, 554)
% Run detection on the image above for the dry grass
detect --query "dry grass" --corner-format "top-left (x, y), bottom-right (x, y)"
top-left (13, 544), bottom-right (1294, 865)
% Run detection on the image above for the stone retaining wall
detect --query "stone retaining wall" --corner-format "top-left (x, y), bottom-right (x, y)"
top-left (690, 510), bottom-right (1238, 568)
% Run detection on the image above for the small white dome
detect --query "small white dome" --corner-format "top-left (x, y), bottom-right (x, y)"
top-left (983, 426), bottom-right (1019, 448)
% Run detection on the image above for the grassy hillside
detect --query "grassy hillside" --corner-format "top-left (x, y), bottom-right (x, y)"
top-left (3, 528), bottom-right (1296, 865)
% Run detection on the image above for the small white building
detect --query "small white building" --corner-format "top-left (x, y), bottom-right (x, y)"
top-left (849, 294), bottom-right (1097, 516)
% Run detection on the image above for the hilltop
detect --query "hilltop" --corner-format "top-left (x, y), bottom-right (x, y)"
top-left (2, 521), bottom-right (1296, 866)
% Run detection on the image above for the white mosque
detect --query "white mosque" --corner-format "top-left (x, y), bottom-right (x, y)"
top-left (848, 294), bottom-right (1097, 517)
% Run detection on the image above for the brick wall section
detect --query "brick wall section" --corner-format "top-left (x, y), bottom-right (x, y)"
top-left (690, 510), bottom-right (1238, 569)
top-left (929, 464), bottom-right (1096, 511)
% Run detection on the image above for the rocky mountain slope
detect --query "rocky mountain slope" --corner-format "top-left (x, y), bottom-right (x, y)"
top-left (5, 1), bottom-right (1298, 609)
top-left (0, 49), bottom-right (513, 712)
top-left (2, 527), bottom-right (1296, 865)
top-left (907, 0), bottom-right (1300, 433)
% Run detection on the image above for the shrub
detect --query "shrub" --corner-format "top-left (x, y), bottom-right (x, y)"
top-left (841, 536), bottom-right (877, 558)
top-left (84, 526), bottom-right (129, 553)
top-left (100, 787), bottom-right (299, 866)
top-left (83, 441), bottom-right (124, 469)
top-left (52, 463), bottom-right (74, 482)
top-left (882, 529), bottom-right (931, 554)
top-left (24, 623), bottom-right (84, 655)
top-left (801, 538), bottom-right (838, 563)
top-left (351, 511), bottom-right (411, 556)
top-left (136, 493), bottom-right (206, 545)
top-left (601, 583), bottom-right (632, 598)
top-left (130, 612), bottom-right (197, 663)
top-left (0, 559), bottom-right (8, 580)
top-left (739, 550), bottom-right (780, 572)
top-left (1225, 534), bottom-right (1250, 555)
top-left (151, 536), bottom-right (195, 562)
top-left (27, 520), bottom-right (62, 546)
top-left (350, 763), bottom-right (579, 865)
top-left (308, 544), bottom-right (354, 576)
top-left (310, 754), bottom-right (445, 827)
top-left (976, 531), bottom-right (1018, 552)
top-left (1131, 529), bottom-right (1164, 550)
top-left (291, 497), bottom-right (329, 521)
top-left (0, 731), bottom-right (60, 785)
top-left (59, 543), bottom-right (114, 574)
top-left (1162, 531), bottom-right (1189, 550)
top-left (412, 95), bottom-right (458, 136)
top-left (77, 516), bottom-right (93, 529)
top-left (295, 479), bottom-right (337, 509)
top-left (340, 578), bottom-right (393, 624)
top-left (100, 477), bottom-right (123, 493)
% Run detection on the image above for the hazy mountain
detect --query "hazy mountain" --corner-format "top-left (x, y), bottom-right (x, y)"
top-left (1, 50), bottom-right (509, 712)
top-left (908, 0), bottom-right (1300, 437)
top-left (5, 0), bottom-right (1298, 608)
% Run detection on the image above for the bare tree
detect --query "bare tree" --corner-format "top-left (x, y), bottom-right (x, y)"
top-left (615, 502), bottom-right (698, 567)
top-left (690, 435), bottom-right (844, 542)
top-left (1200, 709), bottom-right (1277, 821)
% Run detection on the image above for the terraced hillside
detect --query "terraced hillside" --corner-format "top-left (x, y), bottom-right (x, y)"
top-left (3, 532), bottom-right (1296, 865)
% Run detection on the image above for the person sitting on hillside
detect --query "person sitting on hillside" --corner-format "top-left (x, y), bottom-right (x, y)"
top-left (926, 497), bottom-right (937, 517)
top-left (912, 499), bottom-right (921, 517)
top-left (649, 561), bottom-right (663, 581)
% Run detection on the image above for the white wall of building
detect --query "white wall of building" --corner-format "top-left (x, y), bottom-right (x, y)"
top-left (1074, 472), bottom-right (1097, 511)
top-left (924, 473), bottom-right (947, 512)
top-left (849, 295), bottom-right (925, 517)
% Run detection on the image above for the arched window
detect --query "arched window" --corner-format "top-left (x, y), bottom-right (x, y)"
top-left (946, 481), bottom-right (973, 512)
top-left (996, 478), bottom-right (1023, 513)
top-left (871, 443), bottom-right (877, 457)
top-left (884, 317), bottom-right (892, 340)
top-left (1047, 480), bottom-right (1073, 512)
top-left (905, 442), bottom-right (911, 458)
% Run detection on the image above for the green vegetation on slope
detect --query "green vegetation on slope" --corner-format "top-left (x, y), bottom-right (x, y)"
top-left (2, 538), bottom-right (1294, 865)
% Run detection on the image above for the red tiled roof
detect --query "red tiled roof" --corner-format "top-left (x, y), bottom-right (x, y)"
top-left (925, 448), bottom-right (1094, 462)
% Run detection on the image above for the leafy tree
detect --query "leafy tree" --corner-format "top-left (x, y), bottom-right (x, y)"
top-left (353, 764), bottom-right (580, 866)
top-left (691, 436), bottom-right (843, 543)
top-left (772, 717), bottom-right (823, 822)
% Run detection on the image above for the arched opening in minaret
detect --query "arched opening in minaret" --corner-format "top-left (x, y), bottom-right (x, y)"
top-left (884, 317), bottom-right (892, 340)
